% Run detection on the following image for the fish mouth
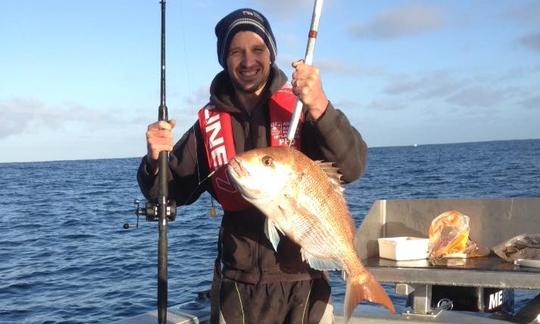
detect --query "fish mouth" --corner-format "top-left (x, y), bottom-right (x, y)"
top-left (227, 158), bottom-right (260, 200)
top-left (227, 157), bottom-right (247, 180)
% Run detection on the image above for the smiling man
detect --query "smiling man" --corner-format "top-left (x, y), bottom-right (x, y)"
top-left (138, 8), bottom-right (368, 323)
top-left (226, 30), bottom-right (271, 93)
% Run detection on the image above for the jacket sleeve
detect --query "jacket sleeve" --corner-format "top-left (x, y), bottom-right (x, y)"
top-left (137, 122), bottom-right (211, 205)
top-left (301, 101), bottom-right (368, 184)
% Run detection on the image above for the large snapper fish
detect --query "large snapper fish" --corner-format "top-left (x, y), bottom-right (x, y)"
top-left (227, 146), bottom-right (395, 321)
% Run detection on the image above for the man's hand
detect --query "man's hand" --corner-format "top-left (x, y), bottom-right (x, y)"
top-left (146, 119), bottom-right (176, 174)
top-left (291, 60), bottom-right (329, 120)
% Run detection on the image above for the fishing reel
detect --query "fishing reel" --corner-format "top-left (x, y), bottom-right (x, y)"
top-left (123, 199), bottom-right (177, 229)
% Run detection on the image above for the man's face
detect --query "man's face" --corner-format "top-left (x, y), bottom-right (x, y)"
top-left (226, 31), bottom-right (271, 96)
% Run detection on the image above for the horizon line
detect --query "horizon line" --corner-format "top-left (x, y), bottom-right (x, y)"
top-left (1, 138), bottom-right (538, 164)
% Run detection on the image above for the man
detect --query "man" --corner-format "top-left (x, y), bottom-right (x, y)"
top-left (138, 8), bottom-right (368, 324)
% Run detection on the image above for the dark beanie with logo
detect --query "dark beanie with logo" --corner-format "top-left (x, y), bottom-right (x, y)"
top-left (215, 8), bottom-right (277, 68)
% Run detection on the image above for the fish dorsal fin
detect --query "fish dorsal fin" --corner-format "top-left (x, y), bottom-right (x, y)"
top-left (315, 161), bottom-right (344, 192)
top-left (265, 218), bottom-right (284, 252)
top-left (301, 248), bottom-right (342, 271)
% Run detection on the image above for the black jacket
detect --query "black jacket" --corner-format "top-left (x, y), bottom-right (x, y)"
top-left (137, 65), bottom-right (368, 284)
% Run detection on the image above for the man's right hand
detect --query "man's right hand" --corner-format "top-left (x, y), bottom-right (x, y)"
top-left (146, 119), bottom-right (176, 174)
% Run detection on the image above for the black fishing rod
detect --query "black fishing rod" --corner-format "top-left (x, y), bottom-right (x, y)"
top-left (129, 2), bottom-right (176, 323)
top-left (156, 1), bottom-right (170, 323)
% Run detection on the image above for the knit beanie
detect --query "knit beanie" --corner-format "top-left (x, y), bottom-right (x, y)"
top-left (215, 8), bottom-right (277, 68)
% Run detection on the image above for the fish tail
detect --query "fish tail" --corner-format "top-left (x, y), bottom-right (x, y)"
top-left (344, 272), bottom-right (395, 322)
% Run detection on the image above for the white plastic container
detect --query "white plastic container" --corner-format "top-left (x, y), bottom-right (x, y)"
top-left (378, 237), bottom-right (429, 260)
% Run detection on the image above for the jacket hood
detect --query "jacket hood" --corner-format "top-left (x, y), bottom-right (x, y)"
top-left (209, 64), bottom-right (288, 114)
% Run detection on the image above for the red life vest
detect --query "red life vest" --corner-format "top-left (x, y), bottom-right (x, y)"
top-left (197, 84), bottom-right (302, 211)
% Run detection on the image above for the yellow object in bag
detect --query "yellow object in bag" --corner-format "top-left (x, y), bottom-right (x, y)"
top-left (428, 210), bottom-right (490, 260)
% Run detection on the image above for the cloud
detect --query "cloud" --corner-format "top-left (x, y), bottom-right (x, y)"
top-left (333, 99), bottom-right (362, 111)
top-left (365, 100), bottom-right (404, 111)
top-left (505, 2), bottom-right (540, 26)
top-left (519, 32), bottom-right (540, 55)
top-left (382, 68), bottom-right (536, 110)
top-left (445, 86), bottom-right (506, 108)
top-left (0, 98), bottom-right (122, 139)
top-left (316, 59), bottom-right (387, 77)
top-left (350, 4), bottom-right (446, 40)
top-left (384, 71), bottom-right (466, 100)
top-left (378, 67), bottom-right (540, 115)
top-left (276, 53), bottom-right (384, 77)
top-left (184, 84), bottom-right (210, 110)
top-left (519, 94), bottom-right (540, 110)
top-left (315, 58), bottom-right (361, 75)
top-left (384, 76), bottom-right (423, 95)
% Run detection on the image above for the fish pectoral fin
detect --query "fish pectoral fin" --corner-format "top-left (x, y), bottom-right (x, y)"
top-left (265, 218), bottom-right (282, 252)
top-left (301, 249), bottom-right (341, 271)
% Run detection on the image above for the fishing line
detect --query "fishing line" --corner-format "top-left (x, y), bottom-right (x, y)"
top-left (190, 124), bottom-right (217, 216)
top-left (181, 168), bottom-right (217, 209)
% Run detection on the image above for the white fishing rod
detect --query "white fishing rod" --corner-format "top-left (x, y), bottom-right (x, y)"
top-left (287, 0), bottom-right (325, 145)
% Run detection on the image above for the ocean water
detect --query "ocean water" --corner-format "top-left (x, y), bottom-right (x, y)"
top-left (0, 139), bottom-right (539, 323)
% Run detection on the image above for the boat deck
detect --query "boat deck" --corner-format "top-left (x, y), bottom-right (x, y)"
top-left (119, 302), bottom-right (515, 324)
top-left (356, 198), bottom-right (540, 319)
top-left (364, 255), bottom-right (540, 289)
top-left (120, 198), bottom-right (540, 323)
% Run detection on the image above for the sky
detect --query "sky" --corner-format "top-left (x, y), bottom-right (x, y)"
top-left (1, 0), bottom-right (539, 163)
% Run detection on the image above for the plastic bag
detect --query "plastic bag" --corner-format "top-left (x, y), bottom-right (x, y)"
top-left (428, 210), bottom-right (489, 260)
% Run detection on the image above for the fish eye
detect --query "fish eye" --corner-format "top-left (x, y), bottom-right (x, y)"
top-left (261, 156), bottom-right (273, 167)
